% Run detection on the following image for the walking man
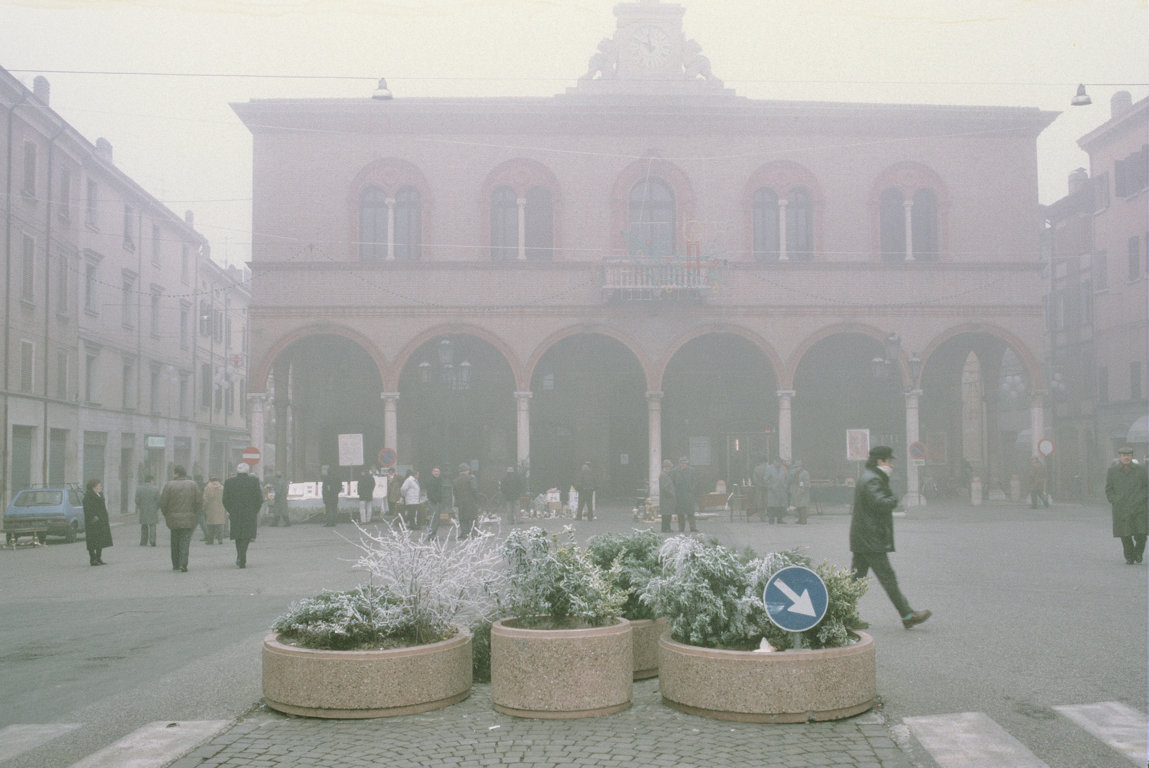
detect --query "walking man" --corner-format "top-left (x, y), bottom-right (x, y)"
top-left (426, 466), bottom-right (453, 537)
top-left (453, 463), bottom-right (479, 538)
top-left (1106, 446), bottom-right (1148, 564)
top-left (575, 461), bottom-right (596, 520)
top-left (159, 466), bottom-right (200, 573)
top-left (658, 459), bottom-right (677, 532)
top-left (673, 456), bottom-right (698, 532)
top-left (321, 466), bottom-right (340, 527)
top-left (135, 474), bottom-right (160, 546)
top-left (849, 446), bottom-right (931, 629)
top-left (357, 466), bottom-right (375, 525)
top-left (500, 466), bottom-right (525, 527)
top-left (224, 462), bottom-right (264, 568)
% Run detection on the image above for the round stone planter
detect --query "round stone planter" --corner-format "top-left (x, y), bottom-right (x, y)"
top-left (630, 617), bottom-right (667, 680)
top-left (658, 631), bottom-right (876, 723)
top-left (262, 629), bottom-right (472, 719)
top-left (490, 617), bottom-right (633, 719)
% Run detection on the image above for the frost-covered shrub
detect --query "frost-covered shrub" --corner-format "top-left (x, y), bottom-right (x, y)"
top-left (497, 526), bottom-right (625, 628)
top-left (641, 536), bottom-right (867, 651)
top-left (272, 523), bottom-right (504, 650)
top-left (272, 585), bottom-right (403, 650)
top-left (586, 529), bottom-right (664, 621)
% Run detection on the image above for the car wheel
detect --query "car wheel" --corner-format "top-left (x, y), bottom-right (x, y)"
top-left (65, 522), bottom-right (77, 543)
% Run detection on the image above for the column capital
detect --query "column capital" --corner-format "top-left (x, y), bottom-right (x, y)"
top-left (381, 391), bottom-right (400, 403)
top-left (513, 390), bottom-right (533, 401)
top-left (905, 388), bottom-right (923, 400)
top-left (775, 389), bottom-right (796, 399)
top-left (646, 390), bottom-right (664, 402)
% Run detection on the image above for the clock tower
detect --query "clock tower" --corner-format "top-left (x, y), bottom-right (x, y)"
top-left (570, 0), bottom-right (731, 96)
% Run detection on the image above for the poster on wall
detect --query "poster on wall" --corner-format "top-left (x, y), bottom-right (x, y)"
top-left (689, 437), bottom-right (711, 466)
top-left (338, 433), bottom-right (365, 467)
top-left (846, 429), bottom-right (870, 462)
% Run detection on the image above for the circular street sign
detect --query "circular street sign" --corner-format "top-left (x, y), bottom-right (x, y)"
top-left (241, 446), bottom-right (261, 466)
top-left (909, 441), bottom-right (927, 460)
top-left (378, 448), bottom-right (397, 467)
top-left (1038, 438), bottom-right (1054, 457)
top-left (763, 565), bottom-right (829, 633)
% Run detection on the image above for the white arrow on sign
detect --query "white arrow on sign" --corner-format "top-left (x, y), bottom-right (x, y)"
top-left (772, 579), bottom-right (816, 617)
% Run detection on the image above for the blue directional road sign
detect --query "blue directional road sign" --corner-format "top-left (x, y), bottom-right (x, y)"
top-left (763, 565), bottom-right (829, 632)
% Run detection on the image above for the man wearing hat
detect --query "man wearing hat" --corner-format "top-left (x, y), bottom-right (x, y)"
top-left (1106, 447), bottom-right (1148, 564)
top-left (849, 446), bottom-right (931, 629)
top-left (658, 459), bottom-right (677, 532)
top-left (223, 462), bottom-right (264, 568)
top-left (453, 463), bottom-right (479, 538)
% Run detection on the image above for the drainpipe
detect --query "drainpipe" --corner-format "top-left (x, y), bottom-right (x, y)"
top-left (3, 90), bottom-right (31, 505)
top-left (41, 122), bottom-right (67, 485)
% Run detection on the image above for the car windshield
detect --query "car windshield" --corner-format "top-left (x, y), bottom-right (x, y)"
top-left (14, 490), bottom-right (63, 507)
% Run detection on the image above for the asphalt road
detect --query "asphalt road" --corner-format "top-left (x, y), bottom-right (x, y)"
top-left (0, 499), bottom-right (1143, 767)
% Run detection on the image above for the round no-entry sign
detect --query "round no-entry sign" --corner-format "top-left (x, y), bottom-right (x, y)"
top-left (764, 565), bottom-right (829, 633)
top-left (1038, 438), bottom-right (1054, 457)
top-left (378, 448), bottom-right (397, 467)
top-left (241, 446), bottom-right (261, 466)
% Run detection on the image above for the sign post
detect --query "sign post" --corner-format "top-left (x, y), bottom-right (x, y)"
top-left (763, 565), bottom-right (829, 634)
top-left (241, 446), bottom-right (261, 467)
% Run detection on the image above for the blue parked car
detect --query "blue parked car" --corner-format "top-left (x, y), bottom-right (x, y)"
top-left (4, 487), bottom-right (86, 545)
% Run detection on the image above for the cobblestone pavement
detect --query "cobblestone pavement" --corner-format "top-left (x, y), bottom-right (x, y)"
top-left (169, 679), bottom-right (912, 768)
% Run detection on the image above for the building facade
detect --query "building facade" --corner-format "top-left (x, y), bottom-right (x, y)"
top-left (1, 67), bottom-right (250, 513)
top-left (234, 1), bottom-right (1055, 504)
top-left (1044, 92), bottom-right (1148, 498)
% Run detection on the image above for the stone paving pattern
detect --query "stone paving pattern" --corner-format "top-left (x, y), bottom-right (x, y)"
top-left (169, 678), bottom-right (913, 768)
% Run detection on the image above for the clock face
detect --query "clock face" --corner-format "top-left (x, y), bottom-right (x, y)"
top-left (630, 24), bottom-right (672, 69)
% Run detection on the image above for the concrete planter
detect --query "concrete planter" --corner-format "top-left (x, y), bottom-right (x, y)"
top-left (262, 629), bottom-right (472, 719)
top-left (658, 631), bottom-right (876, 723)
top-left (629, 617), bottom-right (667, 680)
top-left (490, 617), bottom-right (633, 719)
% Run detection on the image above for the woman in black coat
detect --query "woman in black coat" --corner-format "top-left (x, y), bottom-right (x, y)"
top-left (83, 478), bottom-right (113, 566)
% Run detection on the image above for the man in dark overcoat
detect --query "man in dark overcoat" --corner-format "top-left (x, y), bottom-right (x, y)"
top-left (673, 456), bottom-right (698, 532)
top-left (320, 466), bottom-right (340, 527)
top-left (849, 445), bottom-right (931, 629)
top-left (453, 463), bottom-right (479, 538)
top-left (1106, 447), bottom-right (1149, 564)
top-left (224, 462), bottom-right (264, 568)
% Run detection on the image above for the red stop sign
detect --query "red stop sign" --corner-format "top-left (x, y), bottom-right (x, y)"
top-left (241, 446), bottom-right (261, 466)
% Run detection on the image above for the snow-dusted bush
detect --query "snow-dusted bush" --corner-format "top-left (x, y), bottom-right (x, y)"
top-left (273, 523), bottom-right (505, 650)
top-left (585, 529), bottom-right (662, 621)
top-left (497, 526), bottom-right (625, 628)
top-left (641, 536), bottom-right (866, 651)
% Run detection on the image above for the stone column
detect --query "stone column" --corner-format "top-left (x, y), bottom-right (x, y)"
top-left (381, 392), bottom-right (399, 457)
top-left (385, 197), bottom-right (396, 261)
top-left (904, 389), bottom-right (923, 507)
top-left (248, 392), bottom-right (267, 481)
top-left (517, 197), bottom-right (527, 261)
top-left (776, 390), bottom-right (794, 462)
top-left (903, 199), bottom-right (914, 261)
top-left (647, 391), bottom-right (663, 504)
top-left (777, 198), bottom-right (789, 261)
top-left (514, 391), bottom-right (532, 470)
top-left (1029, 391), bottom-right (1045, 457)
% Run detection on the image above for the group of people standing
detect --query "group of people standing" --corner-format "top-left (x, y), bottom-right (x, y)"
top-left (750, 456), bottom-right (811, 524)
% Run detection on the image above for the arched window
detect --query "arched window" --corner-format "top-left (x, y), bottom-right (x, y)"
top-left (880, 188), bottom-right (905, 260)
top-left (786, 187), bottom-right (812, 260)
top-left (628, 178), bottom-right (675, 257)
top-left (912, 188), bottom-right (938, 260)
top-left (358, 186), bottom-right (387, 260)
top-left (491, 186), bottom-right (518, 261)
top-left (752, 187), bottom-right (780, 261)
top-left (524, 186), bottom-right (553, 261)
top-left (393, 186), bottom-right (421, 261)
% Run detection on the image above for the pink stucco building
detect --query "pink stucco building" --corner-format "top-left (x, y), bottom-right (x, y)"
top-left (233, 1), bottom-right (1056, 504)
